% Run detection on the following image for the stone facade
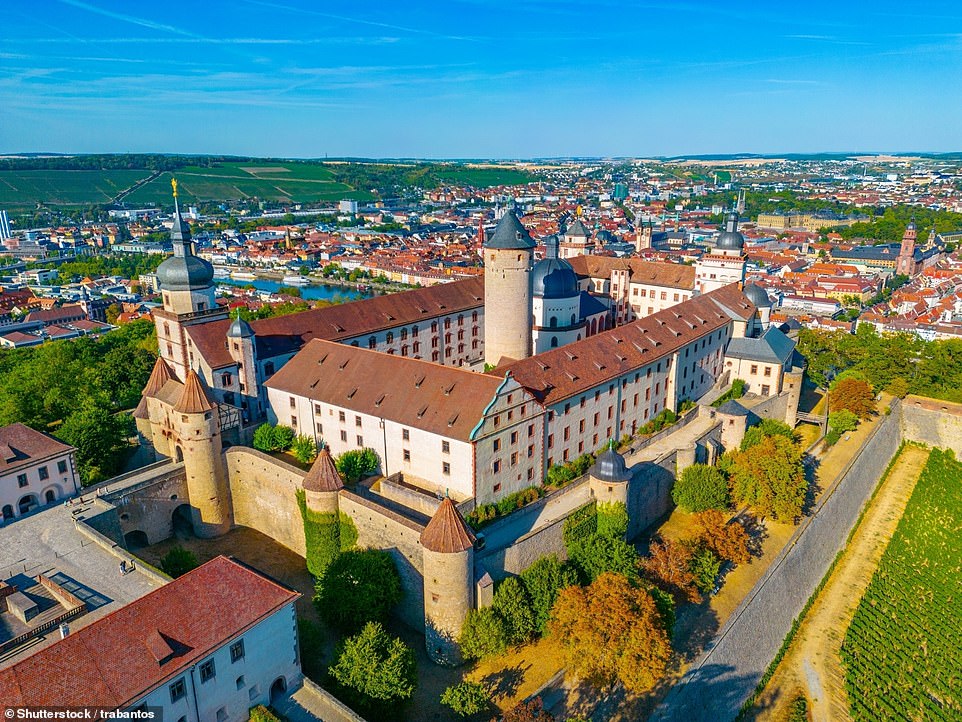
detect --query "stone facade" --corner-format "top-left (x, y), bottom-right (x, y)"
top-left (483, 246), bottom-right (533, 366)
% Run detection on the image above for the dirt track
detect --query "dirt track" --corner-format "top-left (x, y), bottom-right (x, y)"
top-left (750, 444), bottom-right (930, 722)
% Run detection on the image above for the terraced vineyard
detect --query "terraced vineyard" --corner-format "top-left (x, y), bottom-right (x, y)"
top-left (841, 447), bottom-right (962, 721)
top-left (0, 169), bottom-right (151, 209)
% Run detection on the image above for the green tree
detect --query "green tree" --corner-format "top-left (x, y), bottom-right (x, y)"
top-left (315, 549), bottom-right (402, 633)
top-left (830, 377), bottom-right (876, 419)
top-left (252, 423), bottom-right (277, 452)
top-left (727, 435), bottom-right (807, 522)
top-left (520, 555), bottom-right (580, 633)
top-left (569, 533), bottom-right (640, 584)
top-left (330, 622), bottom-right (417, 711)
top-left (459, 607), bottom-right (509, 660)
top-left (58, 402), bottom-right (131, 485)
top-left (828, 409), bottom-right (858, 434)
top-left (291, 434), bottom-right (317, 464)
top-left (335, 448), bottom-right (380, 482)
top-left (740, 418), bottom-right (798, 451)
top-left (492, 576), bottom-right (536, 646)
top-left (159, 546), bottom-right (199, 578)
top-left (689, 546), bottom-right (722, 593)
top-left (596, 501), bottom-right (629, 538)
top-left (272, 424), bottom-right (296, 450)
top-left (440, 681), bottom-right (490, 717)
top-left (671, 464), bottom-right (730, 512)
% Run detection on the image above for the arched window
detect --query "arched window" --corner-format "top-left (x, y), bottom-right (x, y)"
top-left (570, 313), bottom-right (577, 325)
top-left (413, 325), bottom-right (419, 335)
top-left (550, 337), bottom-right (559, 348)
top-left (549, 316), bottom-right (557, 328)
top-left (386, 332), bottom-right (394, 344)
top-left (368, 336), bottom-right (376, 349)
top-left (472, 311), bottom-right (478, 322)
top-left (400, 328), bottom-right (407, 340)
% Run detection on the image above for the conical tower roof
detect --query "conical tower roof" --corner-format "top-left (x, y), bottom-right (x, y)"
top-left (303, 446), bottom-right (343, 493)
top-left (143, 356), bottom-right (174, 397)
top-left (484, 210), bottom-right (536, 250)
top-left (420, 497), bottom-right (475, 553)
top-left (174, 369), bottom-right (214, 414)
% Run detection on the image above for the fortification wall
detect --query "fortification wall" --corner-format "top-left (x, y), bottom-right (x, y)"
top-left (225, 448), bottom-right (306, 557)
top-left (627, 460), bottom-right (676, 540)
top-left (745, 391), bottom-right (791, 424)
top-left (339, 491), bottom-right (426, 629)
top-left (115, 473), bottom-right (190, 546)
top-left (900, 395), bottom-right (962, 456)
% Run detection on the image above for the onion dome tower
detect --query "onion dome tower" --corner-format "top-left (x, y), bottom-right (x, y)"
top-left (531, 234), bottom-right (585, 353)
top-left (483, 210), bottom-right (535, 367)
top-left (742, 283), bottom-right (773, 331)
top-left (695, 211), bottom-right (747, 294)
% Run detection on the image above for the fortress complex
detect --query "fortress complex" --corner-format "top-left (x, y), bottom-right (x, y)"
top-left (125, 187), bottom-right (803, 663)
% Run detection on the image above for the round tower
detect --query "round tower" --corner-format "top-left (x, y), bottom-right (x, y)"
top-left (227, 314), bottom-right (260, 420)
top-left (743, 283), bottom-right (773, 332)
top-left (531, 235), bottom-right (584, 353)
top-left (302, 445), bottom-right (342, 515)
top-left (588, 441), bottom-right (632, 507)
top-left (483, 210), bottom-right (534, 367)
top-left (420, 497), bottom-right (475, 666)
top-left (715, 400), bottom-right (749, 452)
top-left (174, 370), bottom-right (232, 538)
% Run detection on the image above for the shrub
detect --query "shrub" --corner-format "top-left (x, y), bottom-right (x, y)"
top-left (297, 618), bottom-right (325, 683)
top-left (159, 546), bottom-right (199, 578)
top-left (828, 409), bottom-right (858, 434)
top-left (546, 463), bottom-right (577, 487)
top-left (671, 464), bottom-right (729, 512)
top-left (252, 423), bottom-right (277, 452)
top-left (316, 549), bottom-right (402, 633)
top-left (825, 428), bottom-right (842, 447)
top-left (740, 418), bottom-right (798, 452)
top-left (291, 434), bottom-right (317, 464)
top-left (440, 681), bottom-right (490, 717)
top-left (249, 706), bottom-right (282, 722)
top-left (596, 501), bottom-right (629, 538)
top-left (272, 424), bottom-right (296, 450)
top-left (459, 607), bottom-right (508, 660)
top-left (467, 486), bottom-right (543, 529)
top-left (330, 622), bottom-right (417, 710)
top-left (492, 576), bottom-right (536, 645)
top-left (502, 697), bottom-right (555, 722)
top-left (520, 555), bottom-right (580, 633)
top-left (335, 448), bottom-right (380, 483)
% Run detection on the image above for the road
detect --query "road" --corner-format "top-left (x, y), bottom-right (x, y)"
top-left (650, 404), bottom-right (902, 722)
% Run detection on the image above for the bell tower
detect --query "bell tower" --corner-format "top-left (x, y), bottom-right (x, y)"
top-left (896, 220), bottom-right (918, 277)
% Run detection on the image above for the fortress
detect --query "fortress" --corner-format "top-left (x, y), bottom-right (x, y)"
top-left (95, 186), bottom-right (807, 664)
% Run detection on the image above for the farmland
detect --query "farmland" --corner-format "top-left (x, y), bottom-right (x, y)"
top-left (840, 447), bottom-right (962, 721)
top-left (0, 158), bottom-right (538, 213)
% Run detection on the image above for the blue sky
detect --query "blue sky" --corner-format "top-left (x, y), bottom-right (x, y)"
top-left (1, 1), bottom-right (961, 158)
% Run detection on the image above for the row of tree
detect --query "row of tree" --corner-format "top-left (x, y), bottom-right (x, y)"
top-left (0, 319), bottom-right (157, 484)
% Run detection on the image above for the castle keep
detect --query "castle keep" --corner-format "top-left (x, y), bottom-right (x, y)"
top-left (124, 188), bottom-right (803, 663)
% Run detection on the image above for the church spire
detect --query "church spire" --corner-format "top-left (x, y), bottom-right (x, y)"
top-left (170, 177), bottom-right (193, 258)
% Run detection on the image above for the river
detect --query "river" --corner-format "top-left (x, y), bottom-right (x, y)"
top-left (217, 277), bottom-right (376, 302)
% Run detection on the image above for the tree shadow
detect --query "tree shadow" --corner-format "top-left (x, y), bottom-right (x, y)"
top-left (481, 662), bottom-right (528, 702)
top-left (801, 454), bottom-right (822, 517)
top-left (743, 515), bottom-right (769, 559)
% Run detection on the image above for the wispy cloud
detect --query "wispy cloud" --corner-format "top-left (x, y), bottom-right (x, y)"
top-left (59, 0), bottom-right (199, 38)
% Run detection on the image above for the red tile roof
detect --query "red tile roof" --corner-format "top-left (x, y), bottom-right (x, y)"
top-left (0, 556), bottom-right (298, 708)
top-left (264, 339), bottom-right (504, 441)
top-left (188, 277), bottom-right (484, 369)
top-left (0, 423), bottom-right (73, 474)
top-left (501, 284), bottom-right (754, 405)
top-left (143, 357), bottom-right (175, 397)
top-left (568, 255), bottom-right (696, 290)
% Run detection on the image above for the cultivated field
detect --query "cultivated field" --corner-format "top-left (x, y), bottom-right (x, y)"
top-left (0, 169), bottom-right (151, 209)
top-left (841, 447), bottom-right (962, 721)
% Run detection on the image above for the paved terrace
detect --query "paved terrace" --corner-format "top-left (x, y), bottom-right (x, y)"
top-left (0, 466), bottom-right (174, 666)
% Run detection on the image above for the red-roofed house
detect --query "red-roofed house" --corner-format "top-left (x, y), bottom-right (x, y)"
top-left (0, 556), bottom-right (300, 718)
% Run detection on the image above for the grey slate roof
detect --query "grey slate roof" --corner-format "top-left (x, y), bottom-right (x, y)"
top-left (579, 291), bottom-right (608, 318)
top-left (725, 327), bottom-right (797, 365)
top-left (485, 210), bottom-right (536, 250)
top-left (565, 218), bottom-right (591, 238)
top-left (716, 400), bottom-right (749, 416)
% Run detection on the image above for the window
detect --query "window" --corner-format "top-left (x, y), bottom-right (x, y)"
top-left (547, 434), bottom-right (554, 448)
top-left (510, 431), bottom-right (518, 445)
top-left (340, 430), bottom-right (347, 442)
top-left (527, 444), bottom-right (534, 458)
top-left (511, 452), bottom-right (518, 466)
top-left (764, 366), bottom-right (772, 377)
top-left (355, 415), bottom-right (362, 427)
top-left (442, 462), bottom-right (451, 475)
top-left (356, 435), bottom-right (363, 446)
top-left (403, 449), bottom-right (411, 461)
top-left (528, 423), bottom-right (535, 437)
top-left (200, 659), bottom-right (216, 683)
top-left (493, 459), bottom-right (501, 473)
top-left (369, 336), bottom-right (376, 349)
top-left (236, 676), bottom-right (246, 690)
top-left (338, 411), bottom-right (346, 422)
top-left (17, 474), bottom-right (27, 488)
top-left (169, 678), bottom-right (186, 703)
top-left (230, 640), bottom-right (245, 663)
top-left (57, 460), bottom-right (68, 474)
top-left (38, 466), bottom-right (49, 481)
top-left (291, 416), bottom-right (297, 428)
top-left (249, 686), bottom-right (259, 702)
top-left (751, 365), bottom-right (759, 375)
top-left (289, 397), bottom-right (296, 408)
top-left (493, 439), bottom-right (501, 452)
top-left (761, 385), bottom-right (771, 395)
top-left (442, 441), bottom-right (450, 454)
top-left (402, 428), bottom-right (410, 441)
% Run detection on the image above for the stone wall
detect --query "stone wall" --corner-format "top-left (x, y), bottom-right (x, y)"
top-left (478, 504), bottom-right (579, 582)
top-left (339, 491), bottom-right (426, 629)
top-left (900, 395), bottom-right (962, 455)
top-left (626, 460), bottom-right (676, 540)
top-left (112, 472), bottom-right (189, 546)
top-left (225, 448), bottom-right (306, 557)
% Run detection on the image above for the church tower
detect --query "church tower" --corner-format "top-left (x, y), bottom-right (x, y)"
top-left (483, 210), bottom-right (535, 366)
top-left (173, 370), bottom-right (232, 538)
top-left (695, 211), bottom-right (747, 294)
top-left (635, 220), bottom-right (653, 253)
top-left (154, 179), bottom-right (229, 380)
top-left (896, 220), bottom-right (918, 277)
top-left (559, 216), bottom-right (595, 259)
top-left (420, 497), bottom-right (475, 666)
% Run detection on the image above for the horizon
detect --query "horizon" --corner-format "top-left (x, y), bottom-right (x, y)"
top-left (1, 1), bottom-right (961, 157)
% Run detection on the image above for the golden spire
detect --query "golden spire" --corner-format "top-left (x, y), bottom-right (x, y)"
top-left (171, 177), bottom-right (179, 198)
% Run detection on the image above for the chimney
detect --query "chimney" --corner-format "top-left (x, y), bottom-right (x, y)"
top-left (60, 623), bottom-right (70, 639)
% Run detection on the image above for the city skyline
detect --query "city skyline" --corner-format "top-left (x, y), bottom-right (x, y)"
top-left (2, 0), bottom-right (962, 158)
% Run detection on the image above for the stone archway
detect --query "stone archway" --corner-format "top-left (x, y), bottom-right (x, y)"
top-left (175, 446), bottom-right (184, 463)
top-left (17, 494), bottom-right (39, 516)
top-left (1, 505), bottom-right (13, 521)
top-left (124, 530), bottom-right (149, 550)
top-left (269, 676), bottom-right (287, 704)
top-left (172, 504), bottom-right (193, 538)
